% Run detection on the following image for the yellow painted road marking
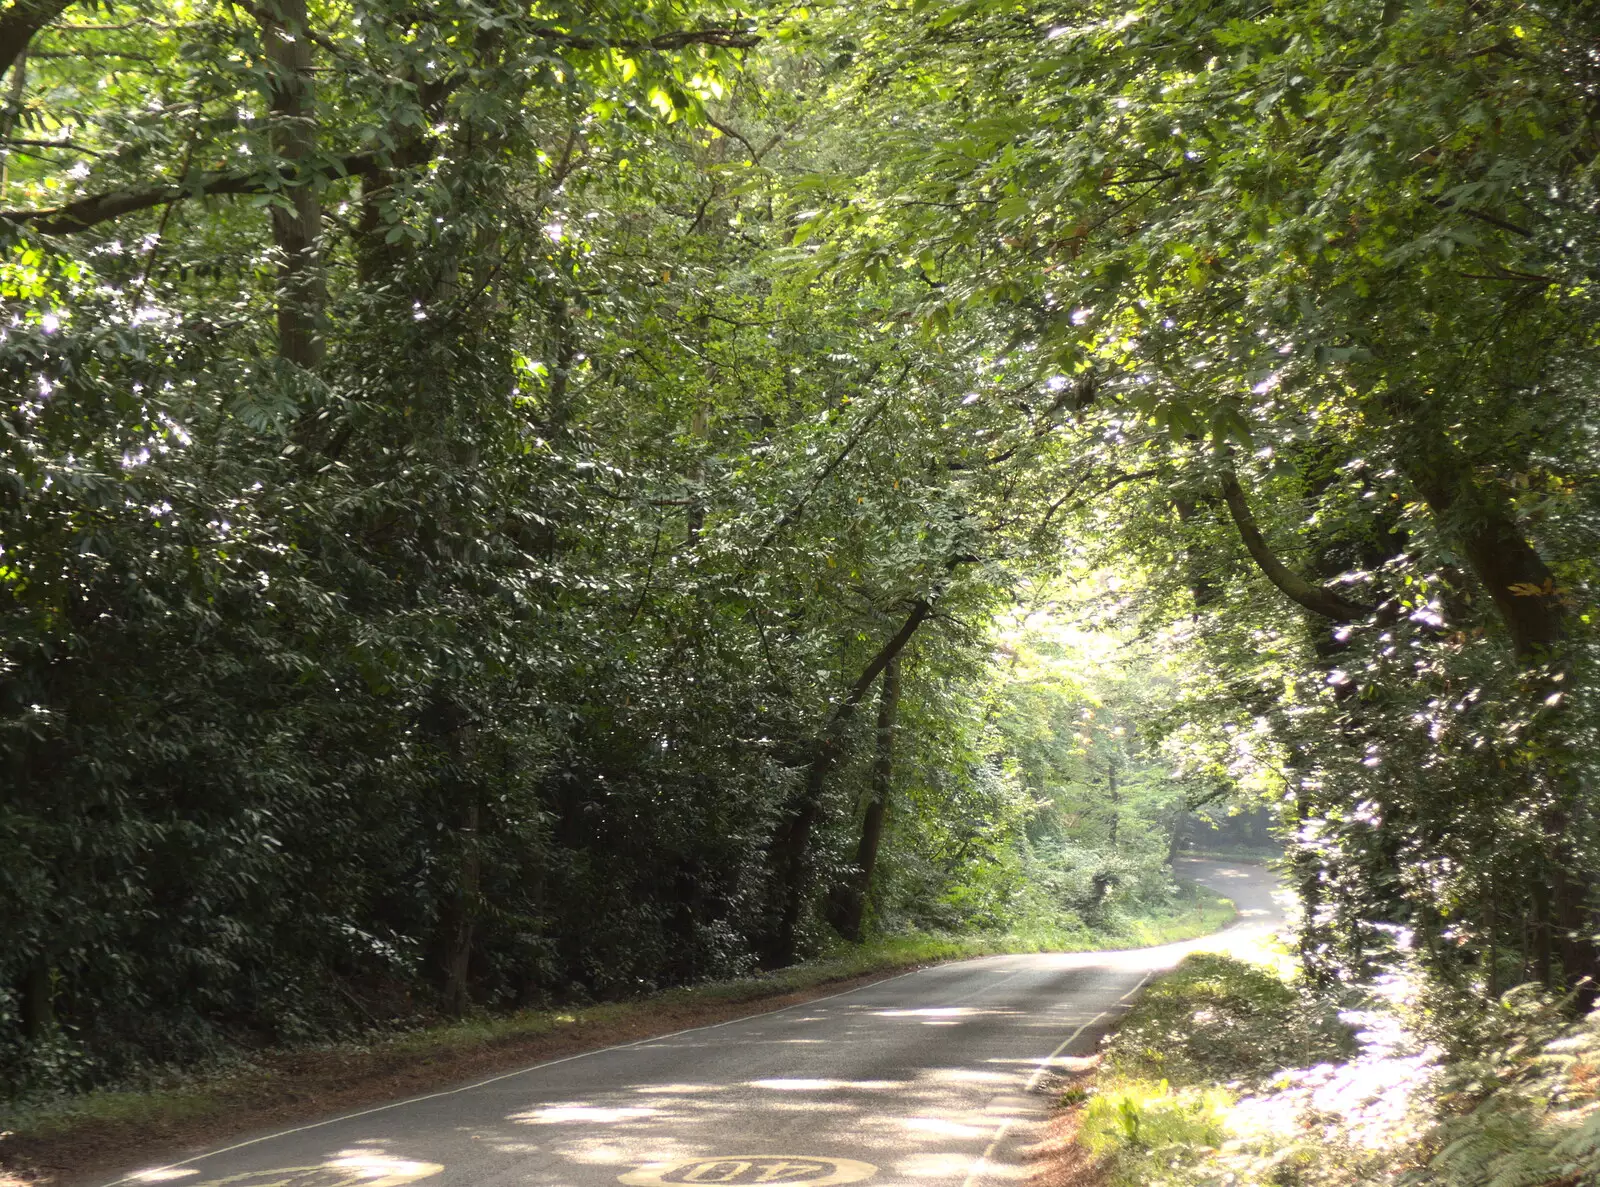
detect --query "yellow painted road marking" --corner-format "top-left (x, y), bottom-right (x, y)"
top-left (621, 1156), bottom-right (876, 1187)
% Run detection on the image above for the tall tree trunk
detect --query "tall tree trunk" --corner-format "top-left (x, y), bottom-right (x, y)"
top-left (765, 601), bottom-right (931, 967)
top-left (687, 405), bottom-right (709, 543)
top-left (1, 46), bottom-right (27, 199)
top-left (1106, 747), bottom-right (1119, 849)
top-left (825, 655), bottom-right (901, 942)
top-left (20, 961), bottom-right (53, 1038)
top-left (1172, 498), bottom-right (1221, 609)
top-left (1373, 387), bottom-right (1565, 661)
top-left (1545, 803), bottom-right (1597, 999)
top-left (0, 0), bottom-right (71, 85)
top-left (1385, 394), bottom-right (1595, 997)
top-left (1292, 779), bottom-right (1337, 985)
top-left (441, 789), bottom-right (481, 1017)
top-left (256, 0), bottom-right (325, 369)
top-left (1396, 427), bottom-right (1564, 661)
top-left (1531, 874), bottom-right (1555, 988)
top-left (355, 168), bottom-right (401, 286)
top-left (544, 285), bottom-right (579, 433)
top-left (425, 695), bottom-right (482, 1017)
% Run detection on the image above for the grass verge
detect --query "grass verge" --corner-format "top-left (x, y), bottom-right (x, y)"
top-left (1054, 923), bottom-right (1600, 1187)
top-left (1, 883), bottom-right (1234, 1187)
top-left (1073, 951), bottom-right (1354, 1186)
top-left (1174, 845), bottom-right (1284, 863)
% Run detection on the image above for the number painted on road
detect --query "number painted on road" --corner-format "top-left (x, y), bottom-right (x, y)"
top-left (621, 1156), bottom-right (876, 1187)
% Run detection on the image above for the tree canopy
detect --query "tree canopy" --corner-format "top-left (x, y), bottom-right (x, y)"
top-left (2, 0), bottom-right (1597, 1097)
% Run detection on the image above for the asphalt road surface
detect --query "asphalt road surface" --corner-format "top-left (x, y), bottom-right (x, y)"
top-left (104, 859), bottom-right (1285, 1187)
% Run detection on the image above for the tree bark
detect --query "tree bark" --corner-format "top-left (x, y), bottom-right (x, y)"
top-left (1171, 497), bottom-right (1221, 609)
top-left (0, 0), bottom-right (72, 85)
top-left (1106, 747), bottom-right (1119, 849)
top-left (1, 46), bottom-right (27, 199)
top-left (1395, 429), bottom-right (1565, 661)
top-left (765, 600), bottom-right (931, 966)
top-left (1219, 471), bottom-right (1372, 622)
top-left (1379, 393), bottom-right (1592, 997)
top-left (825, 655), bottom-right (900, 942)
top-left (20, 961), bottom-right (53, 1038)
top-left (687, 405), bottom-right (708, 543)
top-left (544, 288), bottom-right (579, 432)
top-left (255, 0), bottom-right (325, 369)
top-left (441, 790), bottom-right (481, 1017)
top-left (423, 694), bottom-right (482, 1017)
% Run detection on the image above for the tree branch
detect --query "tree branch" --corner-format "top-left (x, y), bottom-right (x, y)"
top-left (0, 0), bottom-right (74, 84)
top-left (1219, 470), bottom-right (1372, 622)
top-left (763, 595), bottom-right (934, 966)
top-left (529, 25), bottom-right (759, 51)
top-left (705, 116), bottom-right (760, 160)
top-left (755, 365), bottom-right (901, 550)
top-left (1, 144), bottom-right (426, 235)
top-left (841, 599), bottom-right (931, 715)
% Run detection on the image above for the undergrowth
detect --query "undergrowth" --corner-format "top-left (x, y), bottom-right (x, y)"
top-left (1420, 986), bottom-right (1600, 1187)
top-left (1078, 951), bottom-right (1600, 1187)
top-left (0, 884), bottom-right (1234, 1153)
top-left (1077, 951), bottom-right (1356, 1186)
top-left (1098, 953), bottom-right (1355, 1088)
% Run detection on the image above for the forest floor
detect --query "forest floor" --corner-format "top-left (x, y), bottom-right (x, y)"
top-left (0, 887), bottom-right (1234, 1187)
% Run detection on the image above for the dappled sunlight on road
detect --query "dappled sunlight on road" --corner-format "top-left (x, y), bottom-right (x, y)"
top-left (323, 1152), bottom-right (445, 1184)
top-left (465, 1017), bottom-right (1104, 1187)
top-left (562, 1144), bottom-right (635, 1165)
top-left (861, 1007), bottom-right (1022, 1023)
top-left (515, 1105), bottom-right (663, 1124)
top-left (892, 1153), bottom-right (976, 1178)
top-left (919, 1069), bottom-right (1011, 1085)
top-left (882, 1116), bottom-right (990, 1139)
top-left (109, 861), bottom-right (1285, 1187)
top-left (133, 1148), bottom-right (445, 1187)
top-left (747, 1079), bottom-right (903, 1092)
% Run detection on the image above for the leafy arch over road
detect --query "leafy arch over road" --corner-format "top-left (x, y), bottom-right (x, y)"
top-left (801, 0), bottom-right (1600, 991)
top-left (2, 0), bottom-right (1599, 1098)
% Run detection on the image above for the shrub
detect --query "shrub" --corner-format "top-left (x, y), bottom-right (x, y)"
top-left (1103, 953), bottom-right (1355, 1088)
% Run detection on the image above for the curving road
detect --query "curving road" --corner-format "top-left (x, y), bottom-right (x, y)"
top-left (103, 860), bottom-right (1285, 1187)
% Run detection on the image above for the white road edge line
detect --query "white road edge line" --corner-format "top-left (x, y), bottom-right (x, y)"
top-left (957, 971), bottom-right (1155, 1187)
top-left (96, 960), bottom-right (948, 1187)
top-left (97, 869), bottom-right (1251, 1187)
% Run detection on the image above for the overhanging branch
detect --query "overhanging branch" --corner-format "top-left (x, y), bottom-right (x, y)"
top-left (1, 145), bottom-right (425, 235)
top-left (1, 0), bottom-right (74, 83)
top-left (1219, 470), bottom-right (1373, 623)
top-left (0, 20), bottom-right (755, 237)
top-left (532, 25), bottom-right (760, 51)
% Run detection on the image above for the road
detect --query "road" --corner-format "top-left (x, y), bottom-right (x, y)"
top-left (104, 860), bottom-right (1284, 1187)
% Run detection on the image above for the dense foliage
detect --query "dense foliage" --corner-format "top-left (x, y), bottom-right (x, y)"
top-left (2, 0), bottom-right (1597, 1117)
top-left (810, 0), bottom-right (1600, 991)
top-left (0, 0), bottom-right (1202, 1097)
